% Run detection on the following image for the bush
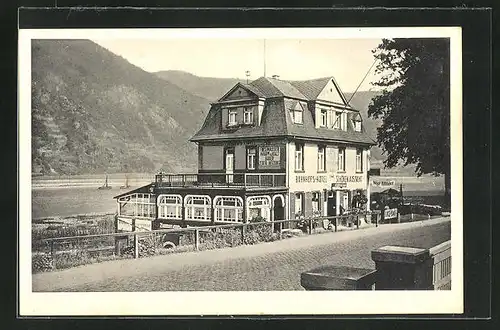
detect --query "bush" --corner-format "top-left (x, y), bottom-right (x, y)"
top-left (32, 252), bottom-right (53, 273)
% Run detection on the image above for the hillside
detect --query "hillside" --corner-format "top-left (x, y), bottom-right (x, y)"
top-left (154, 70), bottom-right (247, 102)
top-left (31, 40), bottom-right (211, 175)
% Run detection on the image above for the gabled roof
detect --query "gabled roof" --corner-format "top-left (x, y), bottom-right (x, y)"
top-left (247, 77), bottom-right (306, 99)
top-left (289, 77), bottom-right (332, 100)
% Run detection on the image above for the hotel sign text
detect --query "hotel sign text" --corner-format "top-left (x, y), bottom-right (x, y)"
top-left (334, 175), bottom-right (363, 183)
top-left (296, 175), bottom-right (327, 183)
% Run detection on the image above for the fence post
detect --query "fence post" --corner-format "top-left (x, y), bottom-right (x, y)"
top-left (133, 233), bottom-right (139, 259)
top-left (356, 215), bottom-right (360, 229)
top-left (308, 219), bottom-right (313, 234)
top-left (279, 222), bottom-right (283, 239)
top-left (334, 217), bottom-right (338, 232)
top-left (194, 229), bottom-right (200, 251)
top-left (50, 240), bottom-right (56, 270)
top-left (241, 224), bottom-right (246, 244)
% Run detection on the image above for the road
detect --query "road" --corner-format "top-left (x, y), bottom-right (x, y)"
top-left (33, 217), bottom-right (451, 292)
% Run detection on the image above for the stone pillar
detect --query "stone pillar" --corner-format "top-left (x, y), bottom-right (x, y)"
top-left (301, 265), bottom-right (377, 290)
top-left (371, 246), bottom-right (434, 290)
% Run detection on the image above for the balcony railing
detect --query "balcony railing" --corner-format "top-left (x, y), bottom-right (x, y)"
top-left (155, 172), bottom-right (286, 188)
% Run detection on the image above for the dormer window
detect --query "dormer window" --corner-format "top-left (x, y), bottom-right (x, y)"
top-left (320, 109), bottom-right (327, 127)
top-left (228, 110), bottom-right (237, 126)
top-left (333, 111), bottom-right (341, 129)
top-left (290, 103), bottom-right (303, 124)
top-left (244, 108), bottom-right (254, 124)
top-left (354, 119), bottom-right (362, 132)
top-left (352, 113), bottom-right (362, 132)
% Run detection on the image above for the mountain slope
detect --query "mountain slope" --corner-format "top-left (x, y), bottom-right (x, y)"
top-left (31, 40), bottom-right (211, 175)
top-left (154, 70), bottom-right (246, 102)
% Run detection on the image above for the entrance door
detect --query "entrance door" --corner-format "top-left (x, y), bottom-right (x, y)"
top-left (327, 191), bottom-right (337, 217)
top-left (273, 197), bottom-right (284, 232)
top-left (225, 149), bottom-right (234, 183)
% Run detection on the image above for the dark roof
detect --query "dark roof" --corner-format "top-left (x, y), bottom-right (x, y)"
top-left (191, 96), bottom-right (375, 145)
top-left (247, 77), bottom-right (306, 99)
top-left (289, 77), bottom-right (332, 100)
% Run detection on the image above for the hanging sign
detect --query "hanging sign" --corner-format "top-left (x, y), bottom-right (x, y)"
top-left (258, 145), bottom-right (281, 169)
top-left (371, 179), bottom-right (396, 187)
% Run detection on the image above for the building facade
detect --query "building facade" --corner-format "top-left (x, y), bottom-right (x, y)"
top-left (114, 76), bottom-right (375, 230)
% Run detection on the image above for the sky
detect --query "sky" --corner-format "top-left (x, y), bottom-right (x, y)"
top-left (92, 38), bottom-right (383, 93)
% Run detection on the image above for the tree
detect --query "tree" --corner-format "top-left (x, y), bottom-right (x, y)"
top-left (368, 38), bottom-right (450, 206)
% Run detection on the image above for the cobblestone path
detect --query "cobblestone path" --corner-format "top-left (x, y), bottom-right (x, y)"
top-left (33, 218), bottom-right (451, 292)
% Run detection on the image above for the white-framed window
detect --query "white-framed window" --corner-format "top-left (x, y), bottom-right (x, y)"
top-left (214, 196), bottom-right (244, 223)
top-left (353, 120), bottom-right (362, 132)
top-left (295, 192), bottom-right (304, 216)
top-left (295, 143), bottom-right (304, 171)
top-left (247, 196), bottom-right (272, 221)
top-left (317, 145), bottom-right (326, 172)
top-left (244, 108), bottom-right (254, 124)
top-left (320, 109), bottom-right (327, 127)
top-left (185, 195), bottom-right (212, 221)
top-left (338, 147), bottom-right (346, 172)
top-left (312, 191), bottom-right (321, 214)
top-left (117, 193), bottom-right (156, 218)
top-left (356, 148), bottom-right (363, 172)
top-left (247, 148), bottom-right (256, 170)
top-left (341, 112), bottom-right (347, 130)
top-left (157, 194), bottom-right (182, 219)
top-left (228, 110), bottom-right (237, 126)
top-left (333, 111), bottom-right (341, 129)
top-left (290, 104), bottom-right (303, 124)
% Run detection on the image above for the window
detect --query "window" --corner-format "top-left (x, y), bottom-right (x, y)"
top-left (317, 145), bottom-right (326, 172)
top-left (312, 192), bottom-right (321, 215)
top-left (295, 193), bottom-right (304, 217)
top-left (185, 195), bottom-right (212, 221)
top-left (333, 111), bottom-right (341, 129)
top-left (118, 193), bottom-right (156, 218)
top-left (341, 112), bottom-right (347, 130)
top-left (338, 147), bottom-right (345, 171)
top-left (320, 109), bottom-right (327, 127)
top-left (214, 196), bottom-right (244, 223)
top-left (356, 149), bottom-right (363, 172)
top-left (247, 196), bottom-right (271, 221)
top-left (247, 148), bottom-right (256, 170)
top-left (228, 110), bottom-right (237, 126)
top-left (295, 143), bottom-right (304, 171)
top-left (353, 120), bottom-right (362, 132)
top-left (290, 103), bottom-right (303, 124)
top-left (244, 108), bottom-right (254, 124)
top-left (157, 194), bottom-right (182, 219)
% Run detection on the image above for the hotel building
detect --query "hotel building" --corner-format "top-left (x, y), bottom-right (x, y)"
top-left (115, 76), bottom-right (375, 230)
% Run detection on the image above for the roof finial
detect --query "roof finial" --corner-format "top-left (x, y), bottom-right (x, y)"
top-left (245, 70), bottom-right (251, 84)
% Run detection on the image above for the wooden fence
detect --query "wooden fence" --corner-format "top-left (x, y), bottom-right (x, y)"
top-left (37, 211), bottom-right (381, 269)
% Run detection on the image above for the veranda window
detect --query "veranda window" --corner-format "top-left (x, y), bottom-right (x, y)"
top-left (214, 196), bottom-right (244, 222)
top-left (117, 193), bottom-right (156, 218)
top-left (185, 195), bottom-right (212, 221)
top-left (157, 194), bottom-right (182, 219)
top-left (247, 196), bottom-right (271, 221)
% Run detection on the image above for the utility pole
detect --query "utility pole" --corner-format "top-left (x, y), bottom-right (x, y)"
top-left (263, 39), bottom-right (266, 77)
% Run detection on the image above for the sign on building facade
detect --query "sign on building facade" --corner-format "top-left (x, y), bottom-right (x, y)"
top-left (258, 145), bottom-right (281, 169)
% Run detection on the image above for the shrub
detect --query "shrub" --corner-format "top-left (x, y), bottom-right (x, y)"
top-left (32, 252), bottom-right (53, 273)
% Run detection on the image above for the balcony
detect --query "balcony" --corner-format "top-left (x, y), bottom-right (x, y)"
top-left (154, 172), bottom-right (286, 188)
